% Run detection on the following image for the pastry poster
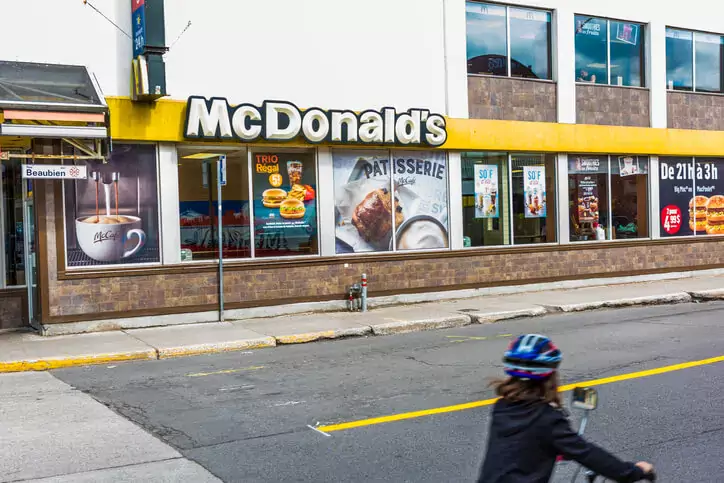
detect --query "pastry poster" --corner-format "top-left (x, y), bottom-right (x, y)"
top-left (474, 164), bottom-right (499, 219)
top-left (658, 158), bottom-right (723, 237)
top-left (63, 144), bottom-right (160, 267)
top-left (332, 150), bottom-right (449, 253)
top-left (523, 166), bottom-right (546, 218)
top-left (251, 153), bottom-right (318, 256)
top-left (576, 175), bottom-right (599, 223)
top-left (391, 151), bottom-right (449, 251)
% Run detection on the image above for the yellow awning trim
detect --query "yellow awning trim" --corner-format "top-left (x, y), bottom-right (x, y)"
top-left (107, 96), bottom-right (724, 156)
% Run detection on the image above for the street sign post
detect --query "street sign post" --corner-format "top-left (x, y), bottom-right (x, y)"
top-left (217, 155), bottom-right (226, 321)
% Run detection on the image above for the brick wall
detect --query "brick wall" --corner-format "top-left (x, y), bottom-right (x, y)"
top-left (576, 85), bottom-right (650, 127)
top-left (40, 178), bottom-right (724, 323)
top-left (468, 76), bottom-right (556, 122)
top-left (668, 91), bottom-right (724, 130)
top-left (0, 291), bottom-right (25, 329)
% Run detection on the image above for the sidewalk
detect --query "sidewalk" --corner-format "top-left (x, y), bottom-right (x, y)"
top-left (2, 274), bottom-right (724, 373)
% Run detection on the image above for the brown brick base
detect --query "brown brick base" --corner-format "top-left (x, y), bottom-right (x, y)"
top-left (0, 290), bottom-right (26, 329)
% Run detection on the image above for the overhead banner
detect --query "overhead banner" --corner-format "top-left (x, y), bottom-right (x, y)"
top-left (474, 164), bottom-right (499, 219)
top-left (523, 166), bottom-right (546, 218)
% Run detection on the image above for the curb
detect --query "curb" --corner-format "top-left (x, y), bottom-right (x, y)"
top-left (547, 293), bottom-right (692, 312)
top-left (470, 307), bottom-right (548, 324)
top-left (370, 314), bottom-right (472, 336)
top-left (0, 350), bottom-right (157, 373)
top-left (156, 337), bottom-right (277, 359)
top-left (689, 289), bottom-right (724, 300)
top-left (274, 326), bottom-right (372, 345)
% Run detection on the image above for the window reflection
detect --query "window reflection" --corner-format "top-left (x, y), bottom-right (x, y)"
top-left (695, 33), bottom-right (723, 93)
top-left (610, 20), bottom-right (644, 87)
top-left (461, 152), bottom-right (510, 247)
top-left (611, 157), bottom-right (649, 239)
top-left (466, 2), bottom-right (508, 76)
top-left (568, 155), bottom-right (610, 242)
top-left (511, 154), bottom-right (557, 244)
top-left (509, 8), bottom-right (552, 79)
top-left (575, 16), bottom-right (608, 84)
top-left (666, 28), bottom-right (694, 91)
top-left (2, 160), bottom-right (26, 286)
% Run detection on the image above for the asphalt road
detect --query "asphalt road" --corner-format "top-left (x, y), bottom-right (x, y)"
top-left (53, 302), bottom-right (724, 482)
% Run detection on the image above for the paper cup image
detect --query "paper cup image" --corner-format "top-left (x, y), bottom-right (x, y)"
top-left (75, 215), bottom-right (146, 262)
top-left (392, 215), bottom-right (449, 250)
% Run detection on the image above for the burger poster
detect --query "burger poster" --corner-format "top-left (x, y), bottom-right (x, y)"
top-left (252, 152), bottom-right (317, 254)
top-left (659, 158), bottom-right (723, 237)
top-left (332, 150), bottom-right (449, 253)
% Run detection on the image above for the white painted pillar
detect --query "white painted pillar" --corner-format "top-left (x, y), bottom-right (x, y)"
top-left (447, 152), bottom-right (464, 249)
top-left (554, 8), bottom-right (576, 124)
top-left (158, 143), bottom-right (180, 264)
top-left (557, 153), bottom-right (570, 243)
top-left (316, 147), bottom-right (336, 257)
top-left (648, 22), bottom-right (668, 128)
top-left (649, 156), bottom-right (661, 238)
top-left (443, 0), bottom-right (469, 118)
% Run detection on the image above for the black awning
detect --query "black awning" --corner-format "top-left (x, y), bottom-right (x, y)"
top-left (0, 60), bottom-right (106, 112)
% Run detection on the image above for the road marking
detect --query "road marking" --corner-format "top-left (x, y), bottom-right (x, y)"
top-left (187, 366), bottom-right (265, 377)
top-left (308, 424), bottom-right (332, 437)
top-left (318, 354), bottom-right (724, 433)
top-left (446, 336), bottom-right (488, 343)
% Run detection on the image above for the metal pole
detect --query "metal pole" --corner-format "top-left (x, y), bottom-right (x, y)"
top-left (361, 273), bottom-right (368, 312)
top-left (217, 157), bottom-right (224, 322)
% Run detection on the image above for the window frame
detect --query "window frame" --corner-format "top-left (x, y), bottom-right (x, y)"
top-left (666, 27), bottom-right (724, 94)
top-left (466, 1), bottom-right (554, 81)
top-left (574, 15), bottom-right (647, 88)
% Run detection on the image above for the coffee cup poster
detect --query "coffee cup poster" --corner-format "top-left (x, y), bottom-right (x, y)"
top-left (251, 153), bottom-right (318, 256)
top-left (333, 150), bottom-right (449, 253)
top-left (63, 144), bottom-right (160, 267)
top-left (659, 158), bottom-right (724, 237)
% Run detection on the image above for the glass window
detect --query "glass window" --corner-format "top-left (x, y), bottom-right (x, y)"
top-left (610, 20), bottom-right (645, 87)
top-left (461, 152), bottom-right (510, 247)
top-left (695, 33), bottom-right (723, 93)
top-left (509, 7), bottom-right (552, 79)
top-left (511, 154), bottom-right (557, 244)
top-left (575, 16), bottom-right (608, 85)
top-left (466, 2), bottom-right (508, 76)
top-left (2, 159), bottom-right (26, 286)
top-left (568, 155), bottom-right (610, 241)
top-left (576, 16), bottom-right (645, 87)
top-left (665, 28), bottom-right (693, 91)
top-left (0, 60), bottom-right (104, 106)
top-left (251, 151), bottom-right (318, 258)
top-left (611, 156), bottom-right (649, 239)
top-left (178, 149), bottom-right (251, 261)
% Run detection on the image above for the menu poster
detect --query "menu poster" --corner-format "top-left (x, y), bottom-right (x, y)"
top-left (576, 175), bottom-right (599, 223)
top-left (251, 153), bottom-right (317, 254)
top-left (392, 151), bottom-right (449, 250)
top-left (332, 150), bottom-right (392, 253)
top-left (523, 166), bottom-right (546, 218)
top-left (474, 164), bottom-right (499, 219)
top-left (659, 158), bottom-right (724, 237)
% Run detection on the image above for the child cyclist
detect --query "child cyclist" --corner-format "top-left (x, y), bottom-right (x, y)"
top-left (478, 334), bottom-right (655, 483)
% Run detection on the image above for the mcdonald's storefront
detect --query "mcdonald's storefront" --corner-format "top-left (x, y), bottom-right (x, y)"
top-left (4, 86), bottom-right (724, 334)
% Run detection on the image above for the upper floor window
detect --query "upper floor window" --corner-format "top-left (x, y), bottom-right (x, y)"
top-left (575, 15), bottom-right (645, 87)
top-left (466, 2), bottom-right (552, 80)
top-left (666, 28), bottom-right (724, 93)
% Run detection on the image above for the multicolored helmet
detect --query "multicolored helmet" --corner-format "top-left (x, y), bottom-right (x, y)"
top-left (503, 334), bottom-right (562, 380)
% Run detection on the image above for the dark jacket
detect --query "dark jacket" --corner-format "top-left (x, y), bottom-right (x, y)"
top-left (478, 399), bottom-right (646, 483)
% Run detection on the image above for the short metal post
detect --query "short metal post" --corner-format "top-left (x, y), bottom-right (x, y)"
top-left (217, 157), bottom-right (224, 322)
top-left (361, 273), bottom-right (368, 312)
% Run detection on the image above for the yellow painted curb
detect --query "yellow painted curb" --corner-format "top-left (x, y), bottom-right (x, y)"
top-left (0, 351), bottom-right (158, 373)
top-left (157, 339), bottom-right (276, 359)
top-left (276, 331), bottom-right (337, 344)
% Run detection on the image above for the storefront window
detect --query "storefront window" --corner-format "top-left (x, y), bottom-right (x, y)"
top-left (2, 159), bottom-right (25, 286)
top-left (178, 149), bottom-right (250, 260)
top-left (695, 33), bottom-right (723, 93)
top-left (666, 28), bottom-right (724, 93)
top-left (568, 155), bottom-right (610, 241)
top-left (63, 144), bottom-right (161, 268)
top-left (576, 16), bottom-right (645, 87)
top-left (466, 2), bottom-right (552, 80)
top-left (611, 156), bottom-right (649, 239)
top-left (333, 150), bottom-right (449, 253)
top-left (251, 151), bottom-right (318, 258)
top-left (659, 157), bottom-right (724, 237)
top-left (511, 154), bottom-right (556, 244)
top-left (462, 152), bottom-right (510, 247)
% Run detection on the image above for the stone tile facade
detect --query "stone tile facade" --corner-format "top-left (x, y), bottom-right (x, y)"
top-left (468, 76), bottom-right (556, 122)
top-left (0, 291), bottom-right (25, 329)
top-left (667, 91), bottom-right (724, 130)
top-left (576, 85), bottom-right (650, 127)
top-left (39, 178), bottom-right (724, 324)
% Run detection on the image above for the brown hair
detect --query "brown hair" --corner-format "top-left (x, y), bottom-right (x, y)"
top-left (491, 373), bottom-right (562, 407)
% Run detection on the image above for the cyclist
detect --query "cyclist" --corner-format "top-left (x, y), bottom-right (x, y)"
top-left (477, 334), bottom-right (655, 482)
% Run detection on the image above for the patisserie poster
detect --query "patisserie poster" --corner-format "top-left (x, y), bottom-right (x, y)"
top-left (251, 153), bottom-right (317, 254)
top-left (333, 150), bottom-right (449, 253)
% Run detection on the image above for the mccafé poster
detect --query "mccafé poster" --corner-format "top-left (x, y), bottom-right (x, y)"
top-left (251, 152), bottom-right (318, 256)
top-left (332, 150), bottom-right (449, 253)
top-left (63, 144), bottom-right (160, 267)
top-left (474, 164), bottom-right (499, 219)
top-left (523, 166), bottom-right (546, 218)
top-left (659, 158), bottom-right (724, 237)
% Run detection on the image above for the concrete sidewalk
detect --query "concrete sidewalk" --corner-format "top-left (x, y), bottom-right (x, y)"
top-left (2, 274), bottom-right (724, 373)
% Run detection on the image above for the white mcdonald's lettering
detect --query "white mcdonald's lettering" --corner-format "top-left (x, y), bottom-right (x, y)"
top-left (183, 96), bottom-right (447, 147)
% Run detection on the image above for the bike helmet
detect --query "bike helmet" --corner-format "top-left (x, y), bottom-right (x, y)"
top-left (503, 334), bottom-right (562, 380)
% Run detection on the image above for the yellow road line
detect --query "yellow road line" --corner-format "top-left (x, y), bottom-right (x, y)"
top-left (187, 365), bottom-right (265, 377)
top-left (318, 355), bottom-right (724, 433)
top-left (0, 352), bottom-right (157, 373)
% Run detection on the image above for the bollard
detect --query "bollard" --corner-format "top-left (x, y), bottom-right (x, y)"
top-left (361, 273), bottom-right (368, 312)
